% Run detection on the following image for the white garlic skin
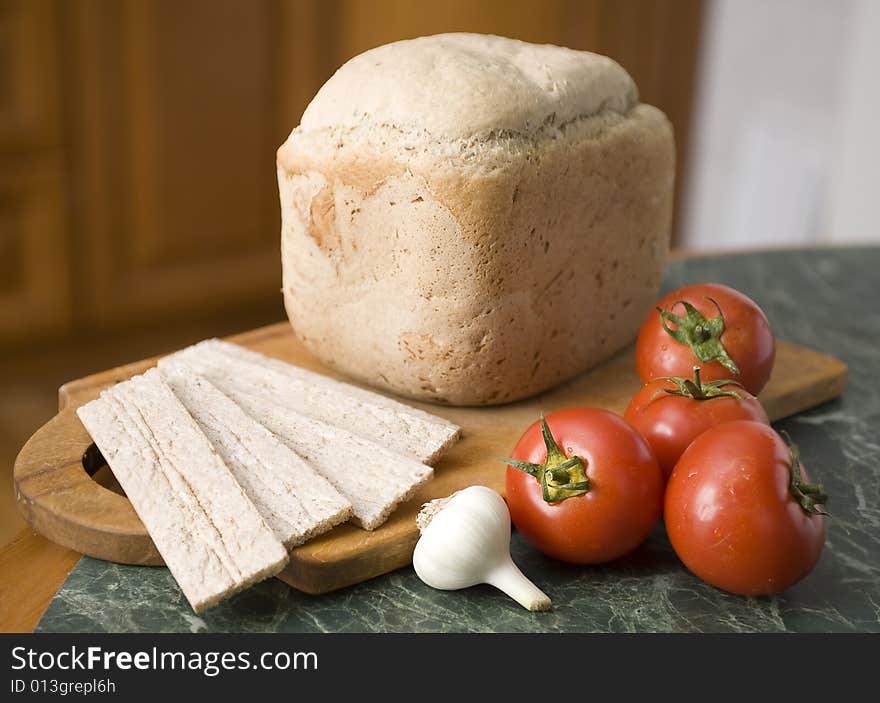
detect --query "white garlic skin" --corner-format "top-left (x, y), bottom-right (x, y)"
top-left (412, 486), bottom-right (551, 611)
top-left (413, 485), bottom-right (513, 590)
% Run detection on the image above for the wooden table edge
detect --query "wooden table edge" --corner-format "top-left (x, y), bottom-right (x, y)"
top-left (0, 529), bottom-right (82, 633)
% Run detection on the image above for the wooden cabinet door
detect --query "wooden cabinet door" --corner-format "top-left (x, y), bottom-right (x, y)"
top-left (0, 0), bottom-right (70, 346)
top-left (60, 0), bottom-right (313, 329)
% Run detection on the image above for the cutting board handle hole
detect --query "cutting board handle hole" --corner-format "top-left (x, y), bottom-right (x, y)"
top-left (82, 443), bottom-right (106, 476)
top-left (81, 443), bottom-right (127, 497)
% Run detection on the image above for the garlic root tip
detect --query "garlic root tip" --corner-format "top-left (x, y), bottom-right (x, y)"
top-left (487, 560), bottom-right (552, 612)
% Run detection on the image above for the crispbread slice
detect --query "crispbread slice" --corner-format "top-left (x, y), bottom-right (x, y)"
top-left (76, 369), bottom-right (288, 612)
top-left (166, 339), bottom-right (461, 465)
top-left (231, 391), bottom-right (433, 529)
top-left (161, 364), bottom-right (352, 547)
top-left (156, 361), bottom-right (433, 530)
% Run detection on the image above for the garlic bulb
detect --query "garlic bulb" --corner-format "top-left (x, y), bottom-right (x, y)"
top-left (413, 485), bottom-right (551, 611)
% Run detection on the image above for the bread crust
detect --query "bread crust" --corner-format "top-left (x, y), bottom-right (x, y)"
top-left (278, 35), bottom-right (674, 405)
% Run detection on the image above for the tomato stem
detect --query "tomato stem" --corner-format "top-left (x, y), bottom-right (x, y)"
top-left (500, 415), bottom-right (591, 503)
top-left (657, 297), bottom-right (740, 375)
top-left (540, 414), bottom-right (568, 466)
top-left (649, 366), bottom-right (746, 403)
top-left (780, 431), bottom-right (829, 516)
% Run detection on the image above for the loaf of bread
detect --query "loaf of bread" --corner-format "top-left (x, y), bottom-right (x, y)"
top-left (277, 33), bottom-right (674, 405)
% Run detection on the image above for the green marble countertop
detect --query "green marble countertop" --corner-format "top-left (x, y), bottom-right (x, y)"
top-left (37, 247), bottom-right (880, 633)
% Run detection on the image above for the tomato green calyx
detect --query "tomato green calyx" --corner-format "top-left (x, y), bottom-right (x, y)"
top-left (650, 366), bottom-right (746, 403)
top-left (781, 431), bottom-right (829, 516)
top-left (501, 416), bottom-right (590, 503)
top-left (657, 297), bottom-right (740, 376)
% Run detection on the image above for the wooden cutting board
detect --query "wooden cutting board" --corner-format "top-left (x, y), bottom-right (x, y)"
top-left (14, 323), bottom-right (847, 594)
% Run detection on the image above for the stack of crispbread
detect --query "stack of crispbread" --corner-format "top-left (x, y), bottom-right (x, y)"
top-left (161, 368), bottom-right (352, 545)
top-left (76, 341), bottom-right (461, 612)
top-left (77, 369), bottom-right (289, 613)
top-left (165, 339), bottom-right (460, 465)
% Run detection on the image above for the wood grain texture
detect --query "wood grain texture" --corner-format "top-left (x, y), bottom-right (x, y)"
top-left (0, 530), bottom-right (80, 633)
top-left (15, 322), bottom-right (847, 594)
top-left (590, 0), bottom-right (704, 244)
top-left (0, 0), bottom-right (62, 150)
top-left (0, 156), bottom-right (72, 346)
top-left (14, 408), bottom-right (161, 566)
top-left (0, 1), bottom-right (71, 346)
top-left (61, 0), bottom-right (286, 330)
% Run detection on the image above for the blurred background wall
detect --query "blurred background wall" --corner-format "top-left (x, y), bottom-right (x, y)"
top-left (683, 0), bottom-right (880, 249)
top-left (1, 0), bottom-right (875, 545)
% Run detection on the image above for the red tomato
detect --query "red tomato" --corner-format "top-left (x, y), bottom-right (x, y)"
top-left (665, 421), bottom-right (826, 596)
top-left (505, 408), bottom-right (664, 564)
top-left (623, 368), bottom-right (769, 479)
top-left (636, 283), bottom-right (776, 395)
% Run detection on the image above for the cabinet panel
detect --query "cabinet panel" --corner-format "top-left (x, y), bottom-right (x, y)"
top-left (592, 0), bottom-right (703, 234)
top-left (0, 0), bottom-right (69, 347)
top-left (334, 0), bottom-right (600, 59)
top-left (63, 0), bottom-right (303, 328)
top-left (122, 0), bottom-right (279, 268)
top-left (0, 157), bottom-right (71, 345)
top-left (0, 0), bottom-right (61, 151)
